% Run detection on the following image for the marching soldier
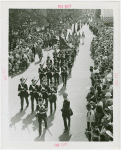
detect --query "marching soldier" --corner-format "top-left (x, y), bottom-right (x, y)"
top-left (18, 78), bottom-right (29, 111)
top-left (49, 88), bottom-right (57, 115)
top-left (29, 79), bottom-right (39, 113)
top-left (38, 63), bottom-right (45, 84)
top-left (46, 63), bottom-right (53, 86)
top-left (35, 98), bottom-right (48, 136)
top-left (41, 87), bottom-right (49, 108)
top-left (37, 83), bottom-right (43, 97)
top-left (53, 48), bottom-right (57, 60)
top-left (68, 57), bottom-right (73, 74)
top-left (53, 63), bottom-right (60, 86)
top-left (46, 56), bottom-right (52, 66)
top-left (54, 58), bottom-right (59, 67)
top-left (61, 62), bottom-right (68, 87)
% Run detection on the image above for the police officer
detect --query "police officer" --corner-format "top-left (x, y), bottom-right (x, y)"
top-left (29, 79), bottom-right (39, 113)
top-left (35, 98), bottom-right (48, 136)
top-left (53, 63), bottom-right (60, 86)
top-left (38, 63), bottom-right (45, 84)
top-left (46, 63), bottom-right (53, 86)
top-left (18, 78), bottom-right (29, 111)
top-left (61, 93), bottom-right (71, 131)
top-left (49, 88), bottom-right (57, 115)
top-left (61, 62), bottom-right (68, 87)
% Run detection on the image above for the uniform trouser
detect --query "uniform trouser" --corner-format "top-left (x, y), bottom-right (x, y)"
top-left (54, 73), bottom-right (59, 85)
top-left (63, 115), bottom-right (70, 129)
top-left (43, 98), bottom-right (48, 108)
top-left (91, 78), bottom-right (95, 86)
top-left (20, 95), bottom-right (29, 110)
top-left (62, 74), bottom-right (67, 86)
top-left (47, 73), bottom-right (52, 86)
top-left (39, 74), bottom-right (44, 84)
top-left (38, 114), bottom-right (47, 135)
top-left (31, 96), bottom-right (38, 111)
top-left (50, 101), bottom-right (56, 114)
top-left (68, 66), bottom-right (72, 74)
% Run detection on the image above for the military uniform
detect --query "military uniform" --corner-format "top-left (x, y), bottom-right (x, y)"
top-left (18, 78), bottom-right (29, 111)
top-left (49, 89), bottom-right (57, 114)
top-left (46, 56), bottom-right (52, 66)
top-left (53, 64), bottom-right (60, 86)
top-left (38, 64), bottom-right (45, 84)
top-left (68, 58), bottom-right (73, 74)
top-left (36, 99), bottom-right (48, 136)
top-left (29, 79), bottom-right (39, 112)
top-left (41, 88), bottom-right (49, 108)
top-left (61, 64), bottom-right (68, 87)
top-left (46, 64), bottom-right (53, 86)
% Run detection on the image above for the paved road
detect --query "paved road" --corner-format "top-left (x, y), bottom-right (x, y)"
top-left (9, 24), bottom-right (94, 141)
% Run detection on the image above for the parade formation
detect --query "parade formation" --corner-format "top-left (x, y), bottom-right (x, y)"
top-left (9, 9), bottom-right (113, 141)
top-left (17, 31), bottom-right (82, 136)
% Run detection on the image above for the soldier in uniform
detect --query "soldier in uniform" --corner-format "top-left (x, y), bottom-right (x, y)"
top-left (41, 87), bottom-right (49, 108)
top-left (35, 98), bottom-right (48, 136)
top-left (29, 79), bottom-right (39, 113)
top-left (61, 62), bottom-right (68, 87)
top-left (18, 78), bottom-right (29, 111)
top-left (53, 48), bottom-right (57, 60)
top-left (68, 57), bottom-right (73, 74)
top-left (49, 88), bottom-right (57, 115)
top-left (46, 63), bottom-right (53, 86)
top-left (46, 56), bottom-right (52, 66)
top-left (38, 63), bottom-right (45, 84)
top-left (53, 63), bottom-right (60, 86)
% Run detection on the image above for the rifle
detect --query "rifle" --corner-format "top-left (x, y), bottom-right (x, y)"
top-left (53, 66), bottom-right (59, 74)
top-left (30, 79), bottom-right (40, 94)
top-left (46, 64), bottom-right (52, 73)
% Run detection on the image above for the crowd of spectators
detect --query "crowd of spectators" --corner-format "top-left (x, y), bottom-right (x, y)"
top-left (9, 40), bottom-right (36, 76)
top-left (85, 25), bottom-right (113, 141)
top-left (8, 28), bottom-right (59, 77)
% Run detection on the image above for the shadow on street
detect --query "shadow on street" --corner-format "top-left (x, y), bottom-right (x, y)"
top-left (34, 110), bottom-right (56, 141)
top-left (59, 127), bottom-right (72, 141)
top-left (22, 112), bottom-right (36, 132)
top-left (9, 107), bottom-right (27, 129)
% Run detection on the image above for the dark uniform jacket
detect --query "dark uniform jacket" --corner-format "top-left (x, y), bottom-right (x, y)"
top-left (46, 65), bottom-right (52, 74)
top-left (18, 83), bottom-right (28, 97)
top-left (61, 99), bottom-right (70, 117)
top-left (29, 84), bottom-right (38, 97)
top-left (61, 66), bottom-right (68, 75)
top-left (38, 67), bottom-right (44, 75)
top-left (53, 66), bottom-right (59, 74)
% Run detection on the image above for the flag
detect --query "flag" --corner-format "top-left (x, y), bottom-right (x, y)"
top-left (59, 36), bottom-right (70, 50)
top-left (77, 22), bottom-right (80, 31)
top-left (73, 24), bottom-right (76, 34)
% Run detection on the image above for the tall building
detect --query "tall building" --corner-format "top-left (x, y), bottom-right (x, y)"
top-left (101, 9), bottom-right (113, 24)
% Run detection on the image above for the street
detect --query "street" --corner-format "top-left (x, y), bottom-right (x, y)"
top-left (9, 24), bottom-right (94, 141)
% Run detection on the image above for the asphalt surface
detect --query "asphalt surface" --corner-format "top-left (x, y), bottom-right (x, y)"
top-left (9, 24), bottom-right (94, 141)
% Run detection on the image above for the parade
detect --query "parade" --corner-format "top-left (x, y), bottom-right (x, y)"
top-left (9, 9), bottom-right (113, 141)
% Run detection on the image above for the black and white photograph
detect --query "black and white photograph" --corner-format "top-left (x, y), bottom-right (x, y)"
top-left (1, 1), bottom-right (120, 149)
